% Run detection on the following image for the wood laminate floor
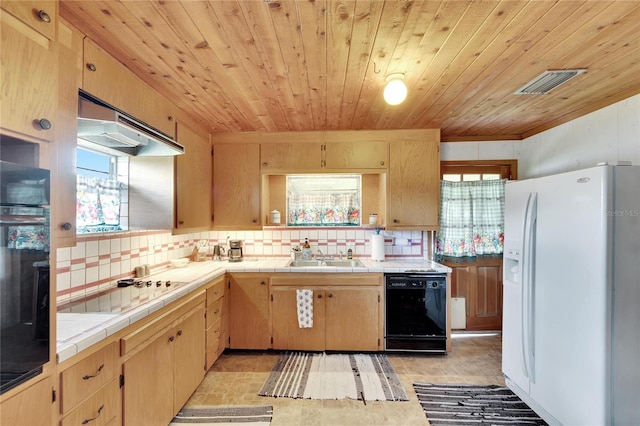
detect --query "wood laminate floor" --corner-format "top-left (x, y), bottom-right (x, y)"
top-left (184, 332), bottom-right (504, 425)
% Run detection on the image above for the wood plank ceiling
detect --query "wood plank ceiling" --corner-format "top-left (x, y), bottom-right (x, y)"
top-left (59, 1), bottom-right (640, 141)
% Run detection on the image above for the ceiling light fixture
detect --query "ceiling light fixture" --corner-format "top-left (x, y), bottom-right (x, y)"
top-left (383, 73), bottom-right (407, 105)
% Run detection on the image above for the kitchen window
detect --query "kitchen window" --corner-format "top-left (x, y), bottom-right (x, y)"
top-left (436, 161), bottom-right (515, 260)
top-left (286, 175), bottom-right (361, 226)
top-left (76, 147), bottom-right (128, 234)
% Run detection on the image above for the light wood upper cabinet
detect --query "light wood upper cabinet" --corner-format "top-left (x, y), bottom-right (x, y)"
top-left (175, 123), bottom-right (211, 232)
top-left (387, 135), bottom-right (440, 230)
top-left (51, 18), bottom-right (82, 248)
top-left (0, 0), bottom-right (57, 40)
top-left (82, 38), bottom-right (176, 138)
top-left (212, 144), bottom-right (261, 228)
top-left (228, 274), bottom-right (270, 349)
top-left (261, 141), bottom-right (388, 171)
top-left (324, 141), bottom-right (388, 169)
top-left (260, 143), bottom-right (323, 171)
top-left (0, 10), bottom-right (57, 142)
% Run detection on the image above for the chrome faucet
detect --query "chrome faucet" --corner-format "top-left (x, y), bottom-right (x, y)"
top-left (338, 251), bottom-right (344, 261)
top-left (316, 249), bottom-right (325, 261)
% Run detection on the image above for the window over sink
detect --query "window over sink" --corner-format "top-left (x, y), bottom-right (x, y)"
top-left (286, 174), bottom-right (361, 227)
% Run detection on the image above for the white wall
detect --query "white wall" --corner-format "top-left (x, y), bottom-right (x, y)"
top-left (442, 94), bottom-right (640, 179)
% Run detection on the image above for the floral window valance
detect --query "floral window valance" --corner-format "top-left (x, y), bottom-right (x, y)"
top-left (288, 193), bottom-right (360, 226)
top-left (286, 175), bottom-right (361, 226)
top-left (76, 175), bottom-right (124, 233)
top-left (436, 179), bottom-right (505, 259)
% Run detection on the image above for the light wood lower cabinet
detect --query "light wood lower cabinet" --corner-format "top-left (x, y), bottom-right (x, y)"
top-left (61, 379), bottom-right (118, 426)
top-left (205, 276), bottom-right (227, 370)
top-left (59, 342), bottom-right (119, 418)
top-left (228, 274), bottom-right (270, 349)
top-left (0, 375), bottom-right (54, 426)
top-left (121, 297), bottom-right (205, 426)
top-left (445, 257), bottom-right (503, 331)
top-left (270, 274), bottom-right (383, 351)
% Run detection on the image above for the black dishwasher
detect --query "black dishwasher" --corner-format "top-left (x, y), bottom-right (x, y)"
top-left (384, 273), bottom-right (447, 353)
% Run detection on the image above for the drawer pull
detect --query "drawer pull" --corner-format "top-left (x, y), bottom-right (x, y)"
top-left (82, 364), bottom-right (104, 380)
top-left (177, 330), bottom-right (183, 337)
top-left (82, 405), bottom-right (104, 424)
top-left (213, 309), bottom-right (220, 315)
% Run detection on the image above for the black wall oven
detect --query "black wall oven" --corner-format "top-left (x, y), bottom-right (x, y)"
top-left (385, 273), bottom-right (447, 353)
top-left (0, 161), bottom-right (50, 394)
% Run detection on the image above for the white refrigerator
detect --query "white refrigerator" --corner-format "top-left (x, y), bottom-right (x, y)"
top-left (502, 164), bottom-right (639, 426)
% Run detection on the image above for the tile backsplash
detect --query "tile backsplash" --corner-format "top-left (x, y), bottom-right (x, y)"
top-left (55, 228), bottom-right (428, 307)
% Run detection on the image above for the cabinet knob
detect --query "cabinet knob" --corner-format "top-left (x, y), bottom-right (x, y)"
top-left (86, 63), bottom-right (97, 72)
top-left (168, 115), bottom-right (173, 121)
top-left (260, 281), bottom-right (266, 285)
top-left (36, 118), bottom-right (51, 130)
top-left (262, 162), bottom-right (268, 167)
top-left (393, 219), bottom-right (399, 223)
top-left (177, 330), bottom-right (183, 337)
top-left (168, 336), bottom-right (175, 342)
top-left (379, 161), bottom-right (385, 166)
top-left (252, 219), bottom-right (257, 223)
top-left (178, 220), bottom-right (184, 225)
top-left (328, 293), bottom-right (333, 298)
top-left (61, 222), bottom-right (72, 231)
top-left (317, 294), bottom-right (322, 299)
top-left (37, 10), bottom-right (51, 23)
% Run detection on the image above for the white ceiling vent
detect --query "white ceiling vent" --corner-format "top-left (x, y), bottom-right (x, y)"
top-left (515, 69), bottom-right (586, 95)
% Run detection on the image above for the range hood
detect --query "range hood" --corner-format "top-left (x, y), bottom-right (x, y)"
top-left (77, 96), bottom-right (184, 156)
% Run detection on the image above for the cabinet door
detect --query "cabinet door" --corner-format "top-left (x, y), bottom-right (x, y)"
top-left (122, 330), bottom-right (174, 426)
top-left (0, 0), bottom-right (56, 40)
top-left (228, 274), bottom-right (270, 349)
top-left (325, 288), bottom-right (381, 351)
top-left (0, 11), bottom-right (57, 142)
top-left (82, 38), bottom-right (176, 137)
top-left (260, 143), bottom-right (322, 171)
top-left (51, 19), bottom-right (82, 248)
top-left (324, 141), bottom-right (388, 169)
top-left (0, 375), bottom-right (53, 426)
top-left (175, 123), bottom-right (211, 231)
top-left (388, 139), bottom-right (440, 229)
top-left (212, 144), bottom-right (260, 228)
top-left (173, 306), bottom-right (205, 413)
top-left (271, 287), bottom-right (326, 351)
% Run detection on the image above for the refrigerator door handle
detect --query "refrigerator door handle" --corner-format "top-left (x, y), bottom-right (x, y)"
top-left (522, 192), bottom-right (538, 383)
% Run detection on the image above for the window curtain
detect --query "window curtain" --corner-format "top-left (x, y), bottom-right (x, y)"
top-left (288, 193), bottom-right (360, 226)
top-left (436, 179), bottom-right (505, 260)
top-left (76, 175), bottom-right (123, 233)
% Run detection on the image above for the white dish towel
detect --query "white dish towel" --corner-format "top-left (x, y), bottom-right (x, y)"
top-left (296, 289), bottom-right (314, 328)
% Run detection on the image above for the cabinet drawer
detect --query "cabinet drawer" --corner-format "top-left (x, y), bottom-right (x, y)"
top-left (206, 279), bottom-right (225, 306)
top-left (206, 298), bottom-right (224, 328)
top-left (61, 378), bottom-right (118, 426)
top-left (60, 342), bottom-right (118, 413)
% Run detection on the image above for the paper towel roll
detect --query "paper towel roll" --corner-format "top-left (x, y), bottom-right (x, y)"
top-left (371, 234), bottom-right (385, 262)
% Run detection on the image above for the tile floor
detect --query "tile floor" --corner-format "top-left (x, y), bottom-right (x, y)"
top-left (184, 333), bottom-right (504, 425)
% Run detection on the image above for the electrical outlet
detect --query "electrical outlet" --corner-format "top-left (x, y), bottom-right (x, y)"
top-left (394, 238), bottom-right (410, 246)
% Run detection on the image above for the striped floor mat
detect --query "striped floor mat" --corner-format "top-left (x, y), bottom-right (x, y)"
top-left (259, 352), bottom-right (408, 401)
top-left (169, 405), bottom-right (273, 425)
top-left (413, 383), bottom-right (548, 425)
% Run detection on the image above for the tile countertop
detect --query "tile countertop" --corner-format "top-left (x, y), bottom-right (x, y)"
top-left (57, 258), bottom-right (451, 363)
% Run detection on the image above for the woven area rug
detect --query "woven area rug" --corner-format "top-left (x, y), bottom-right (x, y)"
top-left (259, 352), bottom-right (408, 401)
top-left (169, 405), bottom-right (273, 425)
top-left (414, 383), bottom-right (548, 425)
